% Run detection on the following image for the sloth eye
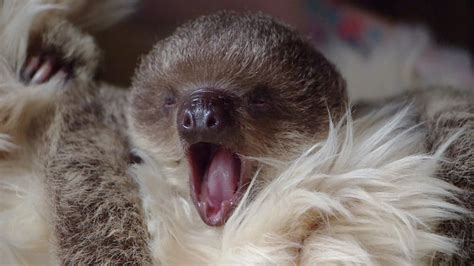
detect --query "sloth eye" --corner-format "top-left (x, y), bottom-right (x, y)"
top-left (249, 86), bottom-right (271, 108)
top-left (250, 96), bottom-right (267, 106)
top-left (248, 86), bottom-right (272, 118)
top-left (164, 95), bottom-right (177, 107)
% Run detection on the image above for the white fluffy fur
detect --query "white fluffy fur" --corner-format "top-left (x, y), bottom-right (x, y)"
top-left (133, 105), bottom-right (464, 265)
top-left (0, 1), bottom-right (57, 264)
top-left (0, 1), bottom-right (468, 265)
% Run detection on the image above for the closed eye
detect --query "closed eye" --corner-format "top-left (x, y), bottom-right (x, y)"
top-left (164, 95), bottom-right (177, 107)
top-left (248, 86), bottom-right (271, 108)
top-left (250, 97), bottom-right (267, 106)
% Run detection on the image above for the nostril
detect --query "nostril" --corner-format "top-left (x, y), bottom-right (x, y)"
top-left (183, 110), bottom-right (194, 129)
top-left (206, 115), bottom-right (217, 128)
top-left (183, 116), bottom-right (191, 127)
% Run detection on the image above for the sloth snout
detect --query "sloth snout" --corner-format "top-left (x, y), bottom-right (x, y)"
top-left (178, 89), bottom-right (235, 145)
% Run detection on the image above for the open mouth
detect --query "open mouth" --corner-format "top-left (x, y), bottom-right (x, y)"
top-left (187, 142), bottom-right (249, 226)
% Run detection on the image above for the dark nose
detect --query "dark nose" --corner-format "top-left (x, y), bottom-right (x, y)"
top-left (178, 89), bottom-right (234, 144)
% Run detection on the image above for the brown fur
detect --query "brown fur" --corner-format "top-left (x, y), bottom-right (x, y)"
top-left (130, 11), bottom-right (347, 171)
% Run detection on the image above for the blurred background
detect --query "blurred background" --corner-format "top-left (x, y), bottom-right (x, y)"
top-left (94, 0), bottom-right (474, 99)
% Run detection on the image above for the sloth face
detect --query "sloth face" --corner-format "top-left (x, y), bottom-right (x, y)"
top-left (131, 12), bottom-right (346, 226)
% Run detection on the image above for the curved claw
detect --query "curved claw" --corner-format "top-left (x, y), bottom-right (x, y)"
top-left (21, 54), bottom-right (71, 85)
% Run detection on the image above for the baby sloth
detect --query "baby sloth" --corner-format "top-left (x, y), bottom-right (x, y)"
top-left (11, 7), bottom-right (467, 263)
top-left (130, 11), bottom-right (347, 226)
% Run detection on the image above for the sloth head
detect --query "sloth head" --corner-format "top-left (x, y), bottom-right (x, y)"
top-left (130, 11), bottom-right (347, 226)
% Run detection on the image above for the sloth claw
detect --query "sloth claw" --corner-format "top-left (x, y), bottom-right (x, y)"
top-left (21, 53), bottom-right (71, 85)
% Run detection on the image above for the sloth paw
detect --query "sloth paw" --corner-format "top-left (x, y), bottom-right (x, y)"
top-left (21, 17), bottom-right (100, 86)
top-left (21, 53), bottom-right (73, 85)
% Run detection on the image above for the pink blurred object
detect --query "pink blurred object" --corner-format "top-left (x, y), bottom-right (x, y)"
top-left (306, 0), bottom-right (473, 100)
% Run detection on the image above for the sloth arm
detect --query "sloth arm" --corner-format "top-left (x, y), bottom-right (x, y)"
top-left (42, 87), bottom-right (152, 264)
top-left (25, 16), bottom-right (153, 264)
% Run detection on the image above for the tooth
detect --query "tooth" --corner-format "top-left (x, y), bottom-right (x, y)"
top-left (31, 60), bottom-right (53, 84)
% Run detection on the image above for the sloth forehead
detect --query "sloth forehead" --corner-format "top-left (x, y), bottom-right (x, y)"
top-left (149, 12), bottom-right (306, 71)
top-left (137, 20), bottom-right (312, 92)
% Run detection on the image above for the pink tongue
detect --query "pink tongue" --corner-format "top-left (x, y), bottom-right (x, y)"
top-left (203, 148), bottom-right (240, 208)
